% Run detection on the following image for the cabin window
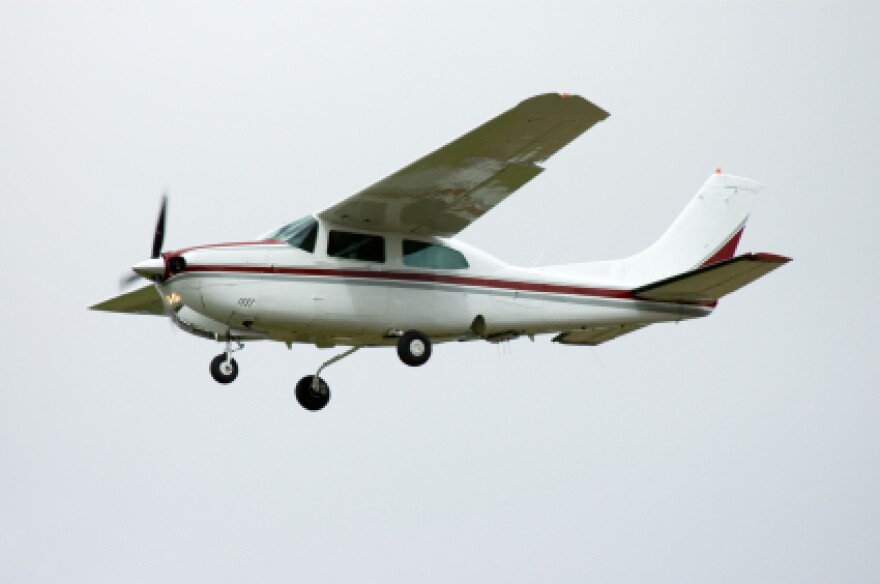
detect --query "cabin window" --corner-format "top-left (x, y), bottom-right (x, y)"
top-left (264, 216), bottom-right (318, 253)
top-left (328, 231), bottom-right (385, 263)
top-left (403, 240), bottom-right (469, 269)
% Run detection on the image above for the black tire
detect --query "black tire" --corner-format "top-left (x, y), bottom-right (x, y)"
top-left (210, 354), bottom-right (238, 384)
top-left (397, 330), bottom-right (432, 367)
top-left (296, 375), bottom-right (330, 411)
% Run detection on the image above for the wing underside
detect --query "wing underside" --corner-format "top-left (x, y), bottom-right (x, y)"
top-left (319, 93), bottom-right (608, 236)
top-left (552, 324), bottom-right (647, 346)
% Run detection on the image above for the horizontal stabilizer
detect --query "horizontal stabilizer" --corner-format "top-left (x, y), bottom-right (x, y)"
top-left (634, 253), bottom-right (790, 303)
top-left (90, 284), bottom-right (165, 316)
top-left (552, 323), bottom-right (646, 346)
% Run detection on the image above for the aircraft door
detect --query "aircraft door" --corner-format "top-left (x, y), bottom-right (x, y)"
top-left (311, 264), bottom-right (390, 335)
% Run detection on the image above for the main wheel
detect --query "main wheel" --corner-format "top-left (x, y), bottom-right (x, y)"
top-left (397, 330), bottom-right (432, 367)
top-left (296, 375), bottom-right (330, 411)
top-left (210, 354), bottom-right (238, 384)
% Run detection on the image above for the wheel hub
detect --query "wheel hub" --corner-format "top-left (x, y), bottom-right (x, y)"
top-left (409, 339), bottom-right (426, 357)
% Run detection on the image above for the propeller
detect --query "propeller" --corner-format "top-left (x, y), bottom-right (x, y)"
top-left (151, 194), bottom-right (168, 259)
top-left (119, 194), bottom-right (168, 289)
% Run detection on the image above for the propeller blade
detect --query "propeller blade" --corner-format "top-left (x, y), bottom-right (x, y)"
top-left (119, 272), bottom-right (142, 289)
top-left (151, 194), bottom-right (168, 259)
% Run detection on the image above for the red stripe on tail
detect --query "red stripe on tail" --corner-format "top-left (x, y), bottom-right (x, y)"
top-left (701, 227), bottom-right (745, 267)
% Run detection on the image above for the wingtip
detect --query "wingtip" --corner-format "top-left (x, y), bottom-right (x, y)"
top-left (518, 92), bottom-right (609, 120)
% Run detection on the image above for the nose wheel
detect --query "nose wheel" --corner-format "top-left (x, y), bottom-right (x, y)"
top-left (209, 338), bottom-right (243, 384)
top-left (210, 354), bottom-right (239, 383)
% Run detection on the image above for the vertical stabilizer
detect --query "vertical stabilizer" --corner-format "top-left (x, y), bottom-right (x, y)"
top-left (622, 173), bottom-right (761, 283)
top-left (540, 173), bottom-right (763, 287)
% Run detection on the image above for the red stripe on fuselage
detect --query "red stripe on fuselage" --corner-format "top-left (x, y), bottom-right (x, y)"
top-left (182, 264), bottom-right (636, 300)
top-left (165, 239), bottom-right (281, 257)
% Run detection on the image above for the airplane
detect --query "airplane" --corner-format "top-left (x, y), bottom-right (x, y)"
top-left (91, 93), bottom-right (790, 412)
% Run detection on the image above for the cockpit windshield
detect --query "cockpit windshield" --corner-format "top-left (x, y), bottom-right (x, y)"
top-left (263, 216), bottom-right (318, 253)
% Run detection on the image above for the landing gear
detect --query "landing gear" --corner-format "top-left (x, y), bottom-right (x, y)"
top-left (293, 331), bottom-right (430, 411)
top-left (206, 332), bottom-right (434, 409)
top-left (210, 354), bottom-right (238, 384)
top-left (210, 338), bottom-right (243, 384)
top-left (295, 375), bottom-right (330, 411)
top-left (397, 330), bottom-right (432, 366)
top-left (295, 346), bottom-right (361, 412)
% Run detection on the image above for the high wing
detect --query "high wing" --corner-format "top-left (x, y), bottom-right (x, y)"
top-left (319, 93), bottom-right (608, 236)
top-left (90, 284), bottom-right (165, 316)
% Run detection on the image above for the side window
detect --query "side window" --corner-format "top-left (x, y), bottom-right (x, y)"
top-left (328, 231), bottom-right (385, 263)
top-left (403, 240), bottom-right (469, 269)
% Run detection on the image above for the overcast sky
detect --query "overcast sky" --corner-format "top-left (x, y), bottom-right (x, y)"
top-left (1, 1), bottom-right (878, 582)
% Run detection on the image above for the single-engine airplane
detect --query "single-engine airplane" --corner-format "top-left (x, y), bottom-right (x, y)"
top-left (91, 93), bottom-right (790, 411)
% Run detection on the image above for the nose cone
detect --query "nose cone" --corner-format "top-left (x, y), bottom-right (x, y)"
top-left (132, 257), bottom-right (165, 279)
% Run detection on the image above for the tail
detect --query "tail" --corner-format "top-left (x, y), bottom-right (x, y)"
top-left (621, 172), bottom-right (761, 283)
top-left (542, 172), bottom-right (778, 288)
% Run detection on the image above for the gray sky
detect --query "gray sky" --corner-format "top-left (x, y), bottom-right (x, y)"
top-left (1, 1), bottom-right (878, 582)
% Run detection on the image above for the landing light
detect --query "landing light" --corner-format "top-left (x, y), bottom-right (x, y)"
top-left (165, 292), bottom-right (181, 306)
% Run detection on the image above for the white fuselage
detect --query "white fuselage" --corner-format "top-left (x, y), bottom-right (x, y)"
top-left (158, 217), bottom-right (711, 348)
